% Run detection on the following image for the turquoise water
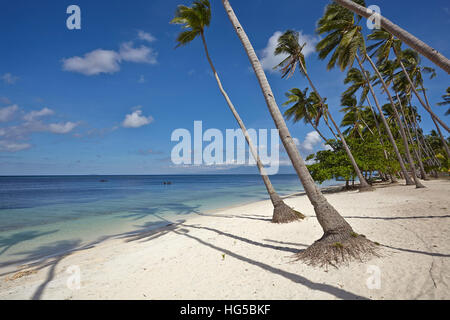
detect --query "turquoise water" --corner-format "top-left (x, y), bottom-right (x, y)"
top-left (0, 175), bottom-right (339, 272)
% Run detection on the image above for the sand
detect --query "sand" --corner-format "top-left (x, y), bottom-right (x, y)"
top-left (0, 179), bottom-right (449, 300)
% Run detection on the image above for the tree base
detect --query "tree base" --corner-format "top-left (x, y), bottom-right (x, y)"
top-left (359, 185), bottom-right (375, 192)
top-left (294, 232), bottom-right (380, 268)
top-left (272, 202), bottom-right (305, 223)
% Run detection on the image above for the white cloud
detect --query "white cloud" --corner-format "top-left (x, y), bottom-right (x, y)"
top-left (259, 31), bottom-right (319, 72)
top-left (48, 122), bottom-right (79, 134)
top-left (23, 107), bottom-right (54, 122)
top-left (62, 49), bottom-right (121, 76)
top-left (122, 109), bottom-right (154, 128)
top-left (138, 30), bottom-right (156, 43)
top-left (0, 104), bottom-right (19, 122)
top-left (299, 131), bottom-right (322, 153)
top-left (119, 42), bottom-right (157, 64)
top-left (62, 41), bottom-right (158, 76)
top-left (0, 141), bottom-right (32, 152)
top-left (0, 105), bottom-right (80, 152)
top-left (1, 73), bottom-right (19, 84)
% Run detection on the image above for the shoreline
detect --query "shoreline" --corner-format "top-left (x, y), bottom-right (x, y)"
top-left (0, 179), bottom-right (449, 299)
top-left (0, 174), bottom-right (339, 270)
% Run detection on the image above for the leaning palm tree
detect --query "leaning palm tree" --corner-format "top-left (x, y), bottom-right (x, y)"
top-left (365, 51), bottom-right (425, 188)
top-left (396, 96), bottom-right (429, 180)
top-left (170, 0), bottom-right (304, 223)
top-left (343, 68), bottom-right (394, 178)
top-left (399, 50), bottom-right (450, 160)
top-left (438, 87), bottom-right (450, 116)
top-left (283, 88), bottom-right (331, 145)
top-left (222, 0), bottom-right (378, 267)
top-left (274, 30), bottom-right (373, 191)
top-left (340, 95), bottom-right (370, 139)
top-left (315, 1), bottom-right (417, 186)
top-left (331, 0), bottom-right (450, 74)
top-left (367, 29), bottom-right (449, 133)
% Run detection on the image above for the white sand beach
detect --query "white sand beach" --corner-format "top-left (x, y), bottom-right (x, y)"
top-left (0, 179), bottom-right (449, 300)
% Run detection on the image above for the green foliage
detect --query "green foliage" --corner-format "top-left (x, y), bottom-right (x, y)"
top-left (274, 30), bottom-right (307, 78)
top-left (315, 1), bottom-right (367, 71)
top-left (170, 0), bottom-right (211, 47)
top-left (306, 132), bottom-right (400, 184)
top-left (306, 139), bottom-right (355, 184)
top-left (437, 87), bottom-right (450, 116)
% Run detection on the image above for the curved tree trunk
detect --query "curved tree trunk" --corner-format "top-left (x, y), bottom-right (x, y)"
top-left (356, 54), bottom-right (414, 185)
top-left (366, 53), bottom-right (425, 188)
top-left (420, 85), bottom-right (450, 159)
top-left (393, 51), bottom-right (450, 133)
top-left (297, 60), bottom-right (372, 190)
top-left (323, 115), bottom-right (340, 141)
top-left (221, 2), bottom-right (378, 264)
top-left (200, 32), bottom-right (303, 223)
top-left (306, 117), bottom-right (332, 148)
top-left (366, 96), bottom-right (396, 181)
top-left (397, 95), bottom-right (429, 180)
top-left (332, 0), bottom-right (450, 74)
top-left (405, 108), bottom-right (430, 179)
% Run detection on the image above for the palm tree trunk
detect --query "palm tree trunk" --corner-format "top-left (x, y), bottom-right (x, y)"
top-left (365, 53), bottom-right (425, 188)
top-left (221, 2), bottom-right (379, 268)
top-left (306, 117), bottom-right (331, 148)
top-left (221, 0), bottom-right (355, 235)
top-left (323, 115), bottom-right (340, 141)
top-left (199, 32), bottom-right (303, 223)
top-left (405, 108), bottom-right (430, 179)
top-left (297, 60), bottom-right (372, 190)
top-left (393, 49), bottom-right (450, 133)
top-left (366, 96), bottom-right (395, 180)
top-left (332, 0), bottom-right (450, 74)
top-left (412, 113), bottom-right (441, 167)
top-left (394, 55), bottom-right (450, 132)
top-left (356, 54), bottom-right (414, 185)
top-left (397, 94), bottom-right (428, 180)
top-left (420, 84), bottom-right (450, 159)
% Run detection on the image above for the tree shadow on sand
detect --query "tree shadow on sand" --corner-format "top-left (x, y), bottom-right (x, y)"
top-left (119, 203), bottom-right (203, 221)
top-left (0, 239), bottom-right (99, 300)
top-left (0, 229), bottom-right (58, 256)
top-left (381, 244), bottom-right (450, 258)
top-left (121, 216), bottom-right (368, 299)
top-left (193, 212), bottom-right (272, 222)
top-left (172, 228), bottom-right (368, 300)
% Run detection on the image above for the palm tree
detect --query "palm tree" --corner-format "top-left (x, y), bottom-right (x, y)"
top-left (365, 54), bottom-right (425, 188)
top-left (367, 30), bottom-right (449, 133)
top-left (340, 95), bottom-right (371, 139)
top-left (274, 30), bottom-right (373, 191)
top-left (222, 0), bottom-right (378, 267)
top-left (396, 95), bottom-right (429, 180)
top-left (343, 68), bottom-right (394, 179)
top-left (437, 87), bottom-right (450, 116)
top-left (400, 50), bottom-right (450, 160)
top-left (331, 0), bottom-right (450, 73)
top-left (316, 1), bottom-right (415, 186)
top-left (282, 88), bottom-right (331, 145)
top-left (170, 0), bottom-right (304, 223)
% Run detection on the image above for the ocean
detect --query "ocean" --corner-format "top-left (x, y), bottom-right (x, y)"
top-left (0, 174), bottom-right (338, 271)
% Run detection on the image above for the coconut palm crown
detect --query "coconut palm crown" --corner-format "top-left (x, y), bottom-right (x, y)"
top-left (315, 0), bottom-right (367, 71)
top-left (170, 0), bottom-right (211, 47)
top-left (273, 30), bottom-right (307, 78)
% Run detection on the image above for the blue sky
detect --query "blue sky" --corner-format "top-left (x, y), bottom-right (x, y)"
top-left (0, 0), bottom-right (449, 175)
